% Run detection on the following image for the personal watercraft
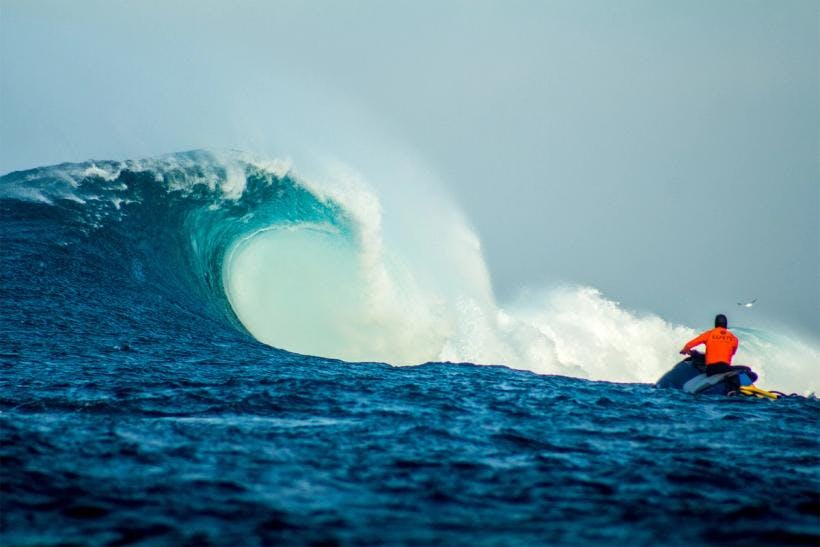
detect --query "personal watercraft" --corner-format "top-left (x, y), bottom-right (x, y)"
top-left (656, 352), bottom-right (778, 399)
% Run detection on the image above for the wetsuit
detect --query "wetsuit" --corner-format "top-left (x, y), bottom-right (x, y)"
top-left (682, 327), bottom-right (738, 376)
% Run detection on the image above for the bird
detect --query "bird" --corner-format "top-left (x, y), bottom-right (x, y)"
top-left (737, 298), bottom-right (757, 308)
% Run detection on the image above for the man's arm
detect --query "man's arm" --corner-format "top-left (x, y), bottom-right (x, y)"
top-left (680, 331), bottom-right (708, 355)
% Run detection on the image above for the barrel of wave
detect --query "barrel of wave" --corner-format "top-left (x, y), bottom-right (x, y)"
top-left (223, 223), bottom-right (453, 364)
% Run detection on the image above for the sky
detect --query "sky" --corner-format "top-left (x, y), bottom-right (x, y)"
top-left (1, 0), bottom-right (818, 336)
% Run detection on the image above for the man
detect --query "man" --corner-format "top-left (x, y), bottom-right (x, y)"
top-left (680, 314), bottom-right (738, 376)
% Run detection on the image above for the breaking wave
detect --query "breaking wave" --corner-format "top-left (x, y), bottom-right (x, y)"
top-left (1, 150), bottom-right (816, 394)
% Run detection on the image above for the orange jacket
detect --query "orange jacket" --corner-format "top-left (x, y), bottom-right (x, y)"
top-left (683, 327), bottom-right (738, 365)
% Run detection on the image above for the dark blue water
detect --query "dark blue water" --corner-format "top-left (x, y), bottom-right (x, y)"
top-left (2, 153), bottom-right (819, 546)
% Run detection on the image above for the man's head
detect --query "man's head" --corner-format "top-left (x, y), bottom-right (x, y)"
top-left (715, 314), bottom-right (728, 328)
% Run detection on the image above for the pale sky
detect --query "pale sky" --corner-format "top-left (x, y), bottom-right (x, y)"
top-left (2, 0), bottom-right (818, 335)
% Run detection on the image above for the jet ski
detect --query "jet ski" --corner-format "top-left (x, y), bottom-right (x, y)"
top-left (656, 351), bottom-right (778, 399)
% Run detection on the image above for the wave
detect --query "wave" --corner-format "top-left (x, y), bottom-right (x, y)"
top-left (1, 150), bottom-right (817, 394)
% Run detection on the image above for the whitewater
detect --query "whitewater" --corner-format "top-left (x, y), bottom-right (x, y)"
top-left (1, 150), bottom-right (818, 545)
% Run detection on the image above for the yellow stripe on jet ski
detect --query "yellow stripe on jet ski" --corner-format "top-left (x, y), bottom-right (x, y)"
top-left (739, 385), bottom-right (779, 400)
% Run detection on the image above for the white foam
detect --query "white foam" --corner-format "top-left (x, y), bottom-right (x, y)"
top-left (82, 164), bottom-right (121, 181)
top-left (220, 164), bottom-right (247, 200)
top-left (0, 186), bottom-right (54, 204)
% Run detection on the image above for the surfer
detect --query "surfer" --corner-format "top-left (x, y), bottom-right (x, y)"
top-left (679, 314), bottom-right (738, 376)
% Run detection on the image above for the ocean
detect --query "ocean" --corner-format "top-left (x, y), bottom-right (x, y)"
top-left (2, 151), bottom-right (818, 545)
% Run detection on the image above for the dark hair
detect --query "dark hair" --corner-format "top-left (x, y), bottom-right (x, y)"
top-left (715, 314), bottom-right (728, 328)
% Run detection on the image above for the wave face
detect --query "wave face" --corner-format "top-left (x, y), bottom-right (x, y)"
top-left (1, 150), bottom-right (817, 394)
